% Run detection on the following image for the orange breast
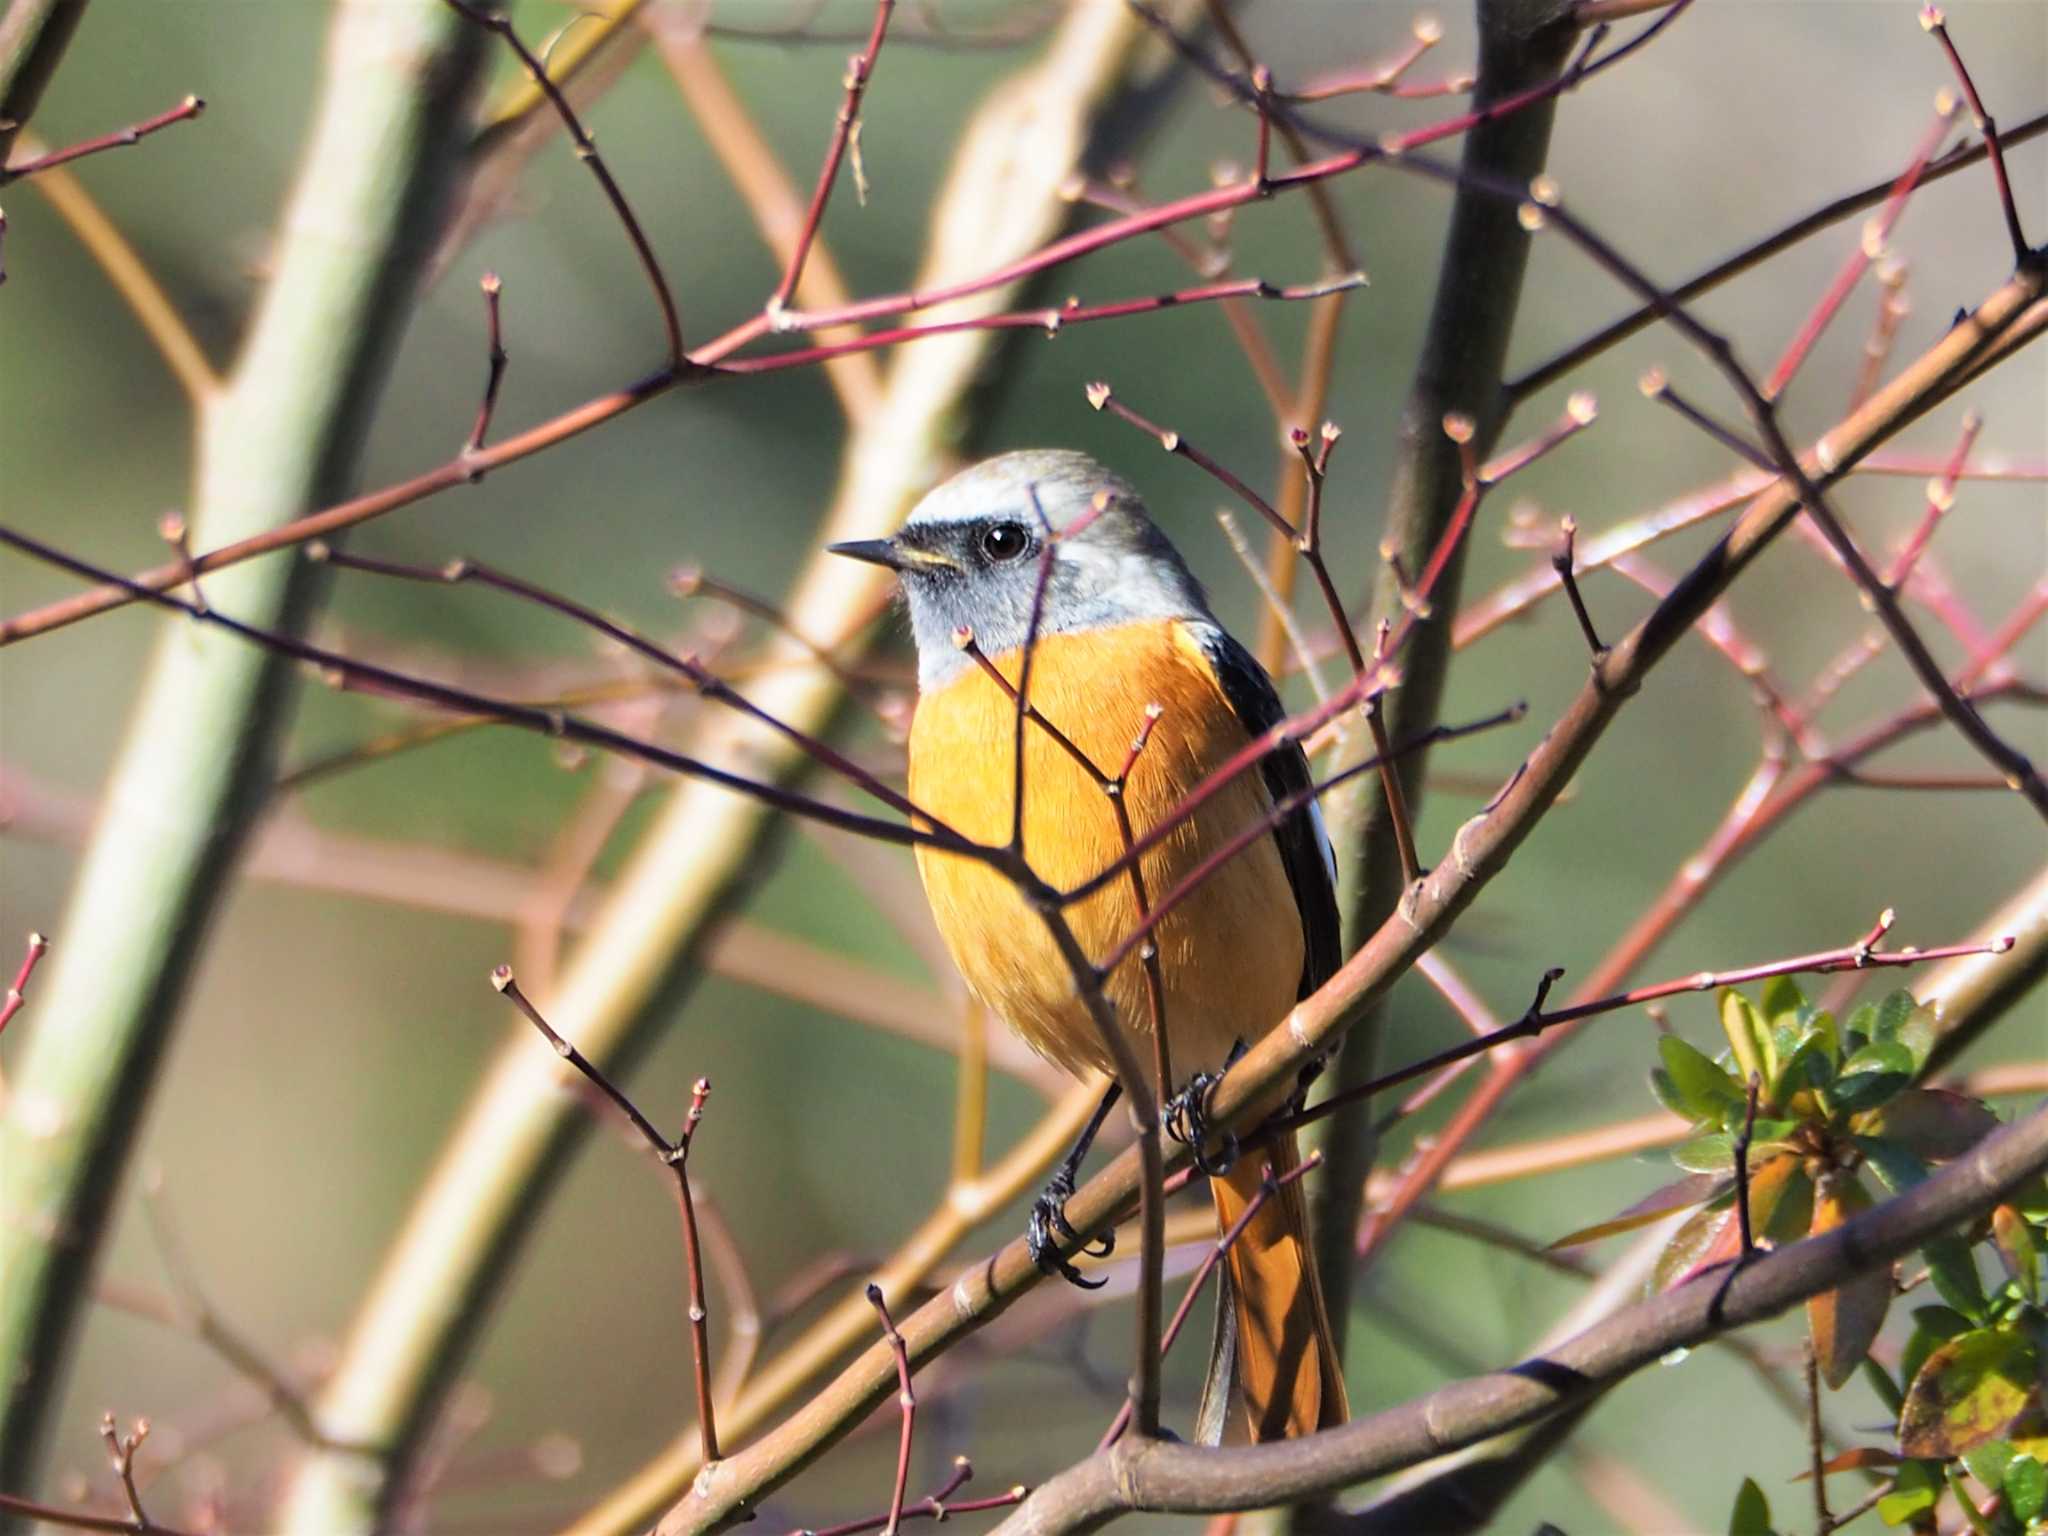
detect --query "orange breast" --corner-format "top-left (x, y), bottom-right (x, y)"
top-left (907, 621), bottom-right (1303, 1094)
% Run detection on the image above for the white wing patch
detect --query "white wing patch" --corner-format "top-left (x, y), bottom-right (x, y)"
top-left (1308, 799), bottom-right (1338, 891)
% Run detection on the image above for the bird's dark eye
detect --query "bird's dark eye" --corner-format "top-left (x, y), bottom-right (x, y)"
top-left (979, 521), bottom-right (1031, 563)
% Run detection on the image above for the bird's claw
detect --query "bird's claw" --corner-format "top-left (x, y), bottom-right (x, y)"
top-left (1027, 1167), bottom-right (1112, 1289)
top-left (1163, 1064), bottom-right (1239, 1177)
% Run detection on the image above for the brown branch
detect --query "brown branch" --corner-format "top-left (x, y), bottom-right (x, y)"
top-left (0, 93), bottom-right (203, 184)
top-left (770, 0), bottom-right (893, 316)
top-left (442, 0), bottom-right (685, 363)
top-left (1922, 5), bottom-right (2032, 264)
top-left (992, 1104), bottom-right (2048, 1533)
top-left (464, 271), bottom-right (507, 455)
top-left (0, 1489), bottom-right (198, 1536)
top-left (864, 1285), bottom-right (914, 1536)
top-left (490, 969), bottom-right (721, 1461)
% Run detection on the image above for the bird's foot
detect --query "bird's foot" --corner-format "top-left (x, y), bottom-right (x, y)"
top-left (1027, 1166), bottom-right (1112, 1289)
top-left (1163, 1043), bottom-right (1246, 1177)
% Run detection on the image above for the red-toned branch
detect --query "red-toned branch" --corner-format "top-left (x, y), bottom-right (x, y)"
top-left (1097, 1153), bottom-right (1322, 1450)
top-left (1922, 4), bottom-right (2032, 264)
top-left (865, 1285), bottom-right (914, 1536)
top-left (464, 271), bottom-right (507, 456)
top-left (443, 0), bottom-right (686, 363)
top-left (0, 930), bottom-right (49, 1039)
top-left (0, 93), bottom-right (203, 185)
top-left (1763, 95), bottom-right (1956, 400)
top-left (771, 0), bottom-right (894, 316)
top-left (491, 968), bottom-right (722, 1461)
top-left (1276, 910), bottom-right (2011, 1139)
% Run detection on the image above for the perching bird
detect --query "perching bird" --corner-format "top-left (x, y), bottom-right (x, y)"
top-left (829, 448), bottom-right (1346, 1443)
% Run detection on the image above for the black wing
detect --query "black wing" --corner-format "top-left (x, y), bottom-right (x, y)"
top-left (1187, 622), bottom-right (1341, 999)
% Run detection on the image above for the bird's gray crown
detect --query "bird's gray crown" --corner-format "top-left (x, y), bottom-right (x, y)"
top-left (888, 450), bottom-right (1214, 691)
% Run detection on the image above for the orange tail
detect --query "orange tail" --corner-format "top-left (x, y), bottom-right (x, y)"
top-left (1207, 1131), bottom-right (1349, 1441)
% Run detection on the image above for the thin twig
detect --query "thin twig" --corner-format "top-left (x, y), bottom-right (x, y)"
top-left (0, 94), bottom-right (203, 185)
top-left (1552, 517), bottom-right (1604, 656)
top-left (444, 0), bottom-right (686, 363)
top-left (489, 969), bottom-right (721, 1460)
top-left (465, 272), bottom-right (507, 456)
top-left (1272, 914), bottom-right (2014, 1139)
top-left (771, 0), bottom-right (895, 317)
top-left (865, 1285), bottom-right (915, 1536)
top-left (1922, 5), bottom-right (2031, 264)
top-left (0, 930), bottom-right (49, 1038)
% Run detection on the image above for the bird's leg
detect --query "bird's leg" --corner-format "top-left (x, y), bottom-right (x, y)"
top-left (1028, 1080), bottom-right (1122, 1289)
top-left (1163, 1039), bottom-right (1247, 1177)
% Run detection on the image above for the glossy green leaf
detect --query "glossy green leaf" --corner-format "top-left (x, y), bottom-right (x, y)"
top-left (1659, 1033), bottom-right (1747, 1123)
top-left (1925, 1235), bottom-right (1991, 1322)
top-left (1856, 1135), bottom-right (1932, 1197)
top-left (1902, 1307), bottom-right (1971, 1396)
top-left (1549, 1173), bottom-right (1727, 1250)
top-left (1721, 989), bottom-right (1774, 1096)
top-left (1876, 1459), bottom-right (1939, 1525)
top-left (1654, 1198), bottom-right (1738, 1294)
top-left (1868, 989), bottom-right (1938, 1071)
top-left (1726, 1475), bottom-right (1772, 1536)
top-left (1962, 1438), bottom-right (2017, 1491)
top-left (2006, 1454), bottom-right (2047, 1523)
top-left (1675, 1131), bottom-right (1737, 1174)
top-left (1863, 1356), bottom-right (1906, 1415)
top-left (1831, 1039), bottom-right (1916, 1112)
top-left (1759, 974), bottom-right (1805, 1032)
top-left (1809, 1172), bottom-right (1892, 1387)
top-left (1898, 1326), bottom-right (2040, 1458)
top-left (1860, 1090), bottom-right (2002, 1162)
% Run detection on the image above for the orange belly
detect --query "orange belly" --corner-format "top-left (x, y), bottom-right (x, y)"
top-left (907, 621), bottom-right (1303, 1093)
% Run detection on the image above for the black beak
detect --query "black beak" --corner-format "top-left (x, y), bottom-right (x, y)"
top-left (826, 538), bottom-right (905, 571)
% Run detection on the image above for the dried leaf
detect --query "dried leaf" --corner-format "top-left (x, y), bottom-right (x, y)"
top-left (1549, 1173), bottom-right (1727, 1250)
top-left (1809, 1172), bottom-right (1892, 1388)
top-left (1992, 1204), bottom-right (2041, 1303)
top-left (1897, 1327), bottom-right (2040, 1458)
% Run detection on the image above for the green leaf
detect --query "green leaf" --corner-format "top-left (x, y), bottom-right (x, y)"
top-left (1868, 989), bottom-right (1938, 1071)
top-left (1902, 1307), bottom-right (1972, 1395)
top-left (1659, 1034), bottom-right (1747, 1123)
top-left (1759, 974), bottom-right (1806, 1033)
top-left (2007, 1454), bottom-right (2047, 1523)
top-left (1775, 1027), bottom-right (1837, 1109)
top-left (1898, 1326), bottom-right (2040, 1458)
top-left (1654, 1198), bottom-right (1738, 1294)
top-left (1860, 1090), bottom-right (2002, 1162)
top-left (1831, 1039), bottom-right (1916, 1111)
top-left (1863, 1356), bottom-right (1906, 1415)
top-left (1720, 989), bottom-right (1773, 1095)
top-left (1549, 1174), bottom-right (1727, 1250)
top-left (1809, 1171), bottom-right (1892, 1387)
top-left (1727, 1475), bottom-right (1772, 1536)
top-left (1876, 1460), bottom-right (1940, 1525)
top-left (1856, 1135), bottom-right (1932, 1196)
top-left (1675, 1131), bottom-right (1737, 1174)
top-left (1962, 1438), bottom-right (2017, 1491)
top-left (1925, 1236), bottom-right (1991, 1322)
top-left (1993, 1205), bottom-right (2041, 1304)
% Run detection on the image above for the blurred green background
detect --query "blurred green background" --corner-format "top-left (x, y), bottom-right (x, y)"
top-left (2, 1), bottom-right (2043, 1530)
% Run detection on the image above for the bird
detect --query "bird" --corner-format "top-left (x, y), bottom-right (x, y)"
top-left (828, 448), bottom-right (1347, 1443)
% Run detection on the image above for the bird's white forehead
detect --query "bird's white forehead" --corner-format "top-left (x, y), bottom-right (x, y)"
top-left (904, 449), bottom-right (1139, 534)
